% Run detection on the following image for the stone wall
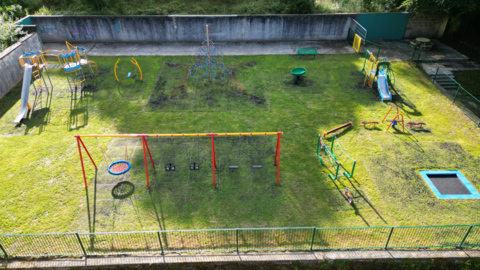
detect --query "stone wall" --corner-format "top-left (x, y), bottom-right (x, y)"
top-left (0, 33), bottom-right (43, 99)
top-left (403, 14), bottom-right (449, 39)
top-left (30, 14), bottom-right (358, 43)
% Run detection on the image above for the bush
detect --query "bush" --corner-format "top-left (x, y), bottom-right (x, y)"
top-left (283, 0), bottom-right (315, 14)
top-left (0, 5), bottom-right (27, 52)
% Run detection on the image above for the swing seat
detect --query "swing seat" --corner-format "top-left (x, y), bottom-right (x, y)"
top-left (165, 163), bottom-right (175, 171)
top-left (108, 160), bottom-right (131, 175)
top-left (190, 162), bottom-right (199, 170)
top-left (127, 72), bottom-right (131, 78)
top-left (252, 165), bottom-right (263, 168)
top-left (229, 165), bottom-right (239, 169)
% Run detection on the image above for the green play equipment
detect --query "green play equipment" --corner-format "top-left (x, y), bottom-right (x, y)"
top-left (291, 67), bottom-right (306, 83)
top-left (291, 67), bottom-right (306, 76)
top-left (297, 47), bottom-right (317, 58)
top-left (317, 134), bottom-right (356, 180)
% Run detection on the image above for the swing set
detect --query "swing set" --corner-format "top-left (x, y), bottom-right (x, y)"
top-left (98, 145), bottom-right (131, 175)
top-left (75, 132), bottom-right (283, 189)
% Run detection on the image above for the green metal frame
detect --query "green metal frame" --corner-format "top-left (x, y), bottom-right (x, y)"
top-left (317, 134), bottom-right (356, 180)
top-left (0, 225), bottom-right (478, 258)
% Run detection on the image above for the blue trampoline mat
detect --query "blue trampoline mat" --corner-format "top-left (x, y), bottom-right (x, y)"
top-left (419, 170), bottom-right (480, 199)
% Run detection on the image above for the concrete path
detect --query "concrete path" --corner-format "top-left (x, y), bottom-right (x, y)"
top-left (43, 40), bottom-right (356, 56)
top-left (1, 250), bottom-right (480, 269)
top-left (43, 39), bottom-right (467, 62)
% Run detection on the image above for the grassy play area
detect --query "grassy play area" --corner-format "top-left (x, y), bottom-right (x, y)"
top-left (0, 52), bottom-right (479, 236)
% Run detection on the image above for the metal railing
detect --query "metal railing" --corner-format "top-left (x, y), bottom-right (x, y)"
top-left (0, 225), bottom-right (478, 259)
top-left (412, 46), bottom-right (480, 127)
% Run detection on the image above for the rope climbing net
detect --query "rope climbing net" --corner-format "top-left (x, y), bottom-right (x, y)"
top-left (170, 25), bottom-right (248, 99)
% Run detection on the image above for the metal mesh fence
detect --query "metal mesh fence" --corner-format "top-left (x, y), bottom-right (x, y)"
top-left (237, 228), bottom-right (312, 251)
top-left (0, 233), bottom-right (84, 257)
top-left (387, 226), bottom-right (470, 249)
top-left (462, 225), bottom-right (480, 248)
top-left (162, 229), bottom-right (236, 252)
top-left (0, 225), bottom-right (478, 258)
top-left (314, 227), bottom-right (390, 250)
top-left (79, 231), bottom-right (162, 255)
top-left (413, 46), bottom-right (480, 127)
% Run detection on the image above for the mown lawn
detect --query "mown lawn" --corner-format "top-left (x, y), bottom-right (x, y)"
top-left (0, 53), bottom-right (479, 234)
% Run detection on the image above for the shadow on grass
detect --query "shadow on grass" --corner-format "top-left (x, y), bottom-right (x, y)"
top-left (21, 82), bottom-right (54, 135)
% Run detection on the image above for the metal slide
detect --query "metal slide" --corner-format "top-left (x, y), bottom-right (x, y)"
top-left (377, 69), bottom-right (391, 102)
top-left (14, 64), bottom-right (33, 124)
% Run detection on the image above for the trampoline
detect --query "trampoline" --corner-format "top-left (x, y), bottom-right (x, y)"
top-left (419, 170), bottom-right (480, 199)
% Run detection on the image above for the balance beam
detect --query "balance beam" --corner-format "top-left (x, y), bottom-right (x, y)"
top-left (323, 122), bottom-right (353, 138)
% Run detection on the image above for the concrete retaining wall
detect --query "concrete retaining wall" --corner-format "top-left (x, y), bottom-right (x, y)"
top-left (30, 14), bottom-right (358, 43)
top-left (0, 33), bottom-right (43, 99)
top-left (403, 14), bottom-right (449, 39)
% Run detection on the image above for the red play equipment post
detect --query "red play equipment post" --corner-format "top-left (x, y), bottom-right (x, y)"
top-left (382, 105), bottom-right (399, 122)
top-left (323, 122), bottom-right (353, 138)
top-left (274, 132), bottom-right (281, 185)
top-left (141, 136), bottom-right (156, 188)
top-left (210, 134), bottom-right (217, 186)
top-left (386, 114), bottom-right (405, 132)
top-left (141, 137), bottom-right (150, 188)
top-left (143, 136), bottom-right (155, 168)
top-left (75, 135), bottom-right (97, 189)
top-left (382, 105), bottom-right (405, 132)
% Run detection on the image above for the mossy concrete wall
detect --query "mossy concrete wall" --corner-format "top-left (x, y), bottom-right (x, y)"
top-left (403, 14), bottom-right (449, 39)
top-left (29, 15), bottom-right (358, 43)
top-left (0, 33), bottom-right (43, 99)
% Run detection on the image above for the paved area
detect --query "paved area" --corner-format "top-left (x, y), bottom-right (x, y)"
top-left (1, 250), bottom-right (479, 269)
top-left (43, 40), bottom-right (356, 56)
top-left (43, 39), bottom-right (467, 62)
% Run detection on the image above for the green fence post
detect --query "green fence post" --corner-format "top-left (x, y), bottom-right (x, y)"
top-left (75, 233), bottom-right (87, 257)
top-left (310, 227), bottom-right (316, 251)
top-left (433, 67), bottom-right (439, 82)
top-left (453, 85), bottom-right (461, 103)
top-left (0, 240), bottom-right (8, 259)
top-left (157, 232), bottom-right (164, 255)
top-left (316, 135), bottom-right (324, 165)
top-left (236, 229), bottom-right (239, 252)
top-left (384, 227), bottom-right (394, 250)
top-left (459, 225), bottom-right (473, 248)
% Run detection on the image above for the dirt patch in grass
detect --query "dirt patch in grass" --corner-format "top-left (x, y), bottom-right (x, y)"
top-left (166, 62), bottom-right (181, 68)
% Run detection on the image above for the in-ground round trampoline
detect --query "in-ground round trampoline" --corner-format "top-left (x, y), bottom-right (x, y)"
top-left (419, 170), bottom-right (480, 199)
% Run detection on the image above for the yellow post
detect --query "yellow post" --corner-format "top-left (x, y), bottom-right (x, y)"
top-left (131, 58), bottom-right (142, 81)
top-left (114, 59), bottom-right (120, 82)
top-left (352, 34), bottom-right (362, 53)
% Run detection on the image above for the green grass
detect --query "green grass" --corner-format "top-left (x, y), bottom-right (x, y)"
top-left (0, 53), bottom-right (480, 234)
